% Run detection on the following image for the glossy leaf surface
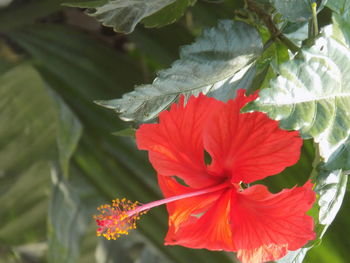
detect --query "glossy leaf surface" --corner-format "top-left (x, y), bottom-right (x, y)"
top-left (98, 20), bottom-right (263, 122)
top-left (244, 29), bottom-right (350, 167)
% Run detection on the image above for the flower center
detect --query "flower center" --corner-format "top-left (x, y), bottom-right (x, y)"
top-left (94, 181), bottom-right (231, 240)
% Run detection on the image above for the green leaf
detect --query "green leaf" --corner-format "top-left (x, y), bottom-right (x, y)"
top-left (9, 24), bottom-right (232, 263)
top-left (0, 64), bottom-right (59, 246)
top-left (53, 93), bottom-right (83, 177)
top-left (271, 0), bottom-right (313, 22)
top-left (277, 160), bottom-right (348, 263)
top-left (325, 0), bottom-right (350, 14)
top-left (314, 168), bottom-right (348, 238)
top-left (276, 247), bottom-right (310, 263)
top-left (85, 0), bottom-right (176, 34)
top-left (0, 63), bottom-right (84, 262)
top-left (63, 0), bottom-right (108, 8)
top-left (0, 0), bottom-right (63, 33)
top-left (48, 163), bottom-right (88, 263)
top-left (95, 237), bottom-right (174, 263)
top-left (111, 127), bottom-right (136, 137)
top-left (97, 20), bottom-right (263, 122)
top-left (0, 64), bottom-right (57, 173)
top-left (244, 28), bottom-right (350, 167)
top-left (142, 0), bottom-right (196, 28)
top-left (332, 12), bottom-right (350, 47)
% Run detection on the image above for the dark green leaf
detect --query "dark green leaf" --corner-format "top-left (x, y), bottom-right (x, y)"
top-left (53, 93), bottom-right (83, 177)
top-left (95, 238), bottom-right (174, 263)
top-left (97, 20), bottom-right (263, 122)
top-left (142, 0), bottom-right (196, 28)
top-left (111, 127), bottom-right (136, 138)
top-left (244, 27), bottom-right (350, 168)
top-left (0, 0), bottom-right (63, 33)
top-left (0, 64), bottom-right (59, 244)
top-left (48, 164), bottom-right (88, 263)
top-left (9, 24), bottom-right (232, 263)
top-left (0, 64), bottom-right (57, 173)
top-left (63, 0), bottom-right (108, 8)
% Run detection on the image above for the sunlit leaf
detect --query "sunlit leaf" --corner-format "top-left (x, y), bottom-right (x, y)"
top-left (276, 161), bottom-right (348, 263)
top-left (314, 168), bottom-right (348, 238)
top-left (325, 0), bottom-right (350, 14)
top-left (244, 28), bottom-right (350, 167)
top-left (65, 0), bottom-right (176, 33)
top-left (332, 12), bottom-right (350, 47)
top-left (276, 247), bottom-right (310, 263)
top-left (97, 20), bottom-right (263, 122)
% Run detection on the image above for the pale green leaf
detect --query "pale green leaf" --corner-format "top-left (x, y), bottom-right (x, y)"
top-left (142, 0), bottom-right (196, 28)
top-left (315, 169), bottom-right (348, 238)
top-left (97, 20), bottom-right (263, 122)
top-left (325, 0), bottom-right (350, 14)
top-left (244, 29), bottom-right (350, 167)
top-left (276, 247), bottom-right (310, 263)
top-left (86, 0), bottom-right (175, 33)
top-left (332, 12), bottom-right (350, 48)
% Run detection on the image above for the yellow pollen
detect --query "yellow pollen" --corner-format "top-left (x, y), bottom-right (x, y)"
top-left (94, 198), bottom-right (147, 240)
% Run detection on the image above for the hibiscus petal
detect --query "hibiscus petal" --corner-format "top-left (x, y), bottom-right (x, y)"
top-left (231, 181), bottom-right (316, 263)
top-left (136, 94), bottom-right (224, 188)
top-left (157, 175), bottom-right (223, 239)
top-left (204, 89), bottom-right (302, 184)
top-left (161, 179), bottom-right (236, 251)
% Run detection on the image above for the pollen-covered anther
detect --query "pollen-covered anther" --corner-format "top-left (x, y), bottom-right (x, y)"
top-left (94, 198), bottom-right (146, 240)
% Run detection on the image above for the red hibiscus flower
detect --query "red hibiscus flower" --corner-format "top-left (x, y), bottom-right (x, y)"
top-left (94, 90), bottom-right (316, 263)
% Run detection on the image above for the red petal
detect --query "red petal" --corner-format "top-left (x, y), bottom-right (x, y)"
top-left (204, 89), bottom-right (302, 184)
top-left (231, 181), bottom-right (316, 263)
top-left (160, 175), bottom-right (236, 251)
top-left (136, 94), bottom-right (224, 188)
top-left (157, 175), bottom-right (224, 241)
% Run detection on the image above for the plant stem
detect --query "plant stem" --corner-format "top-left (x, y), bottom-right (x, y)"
top-left (246, 0), bottom-right (299, 53)
top-left (310, 1), bottom-right (319, 38)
